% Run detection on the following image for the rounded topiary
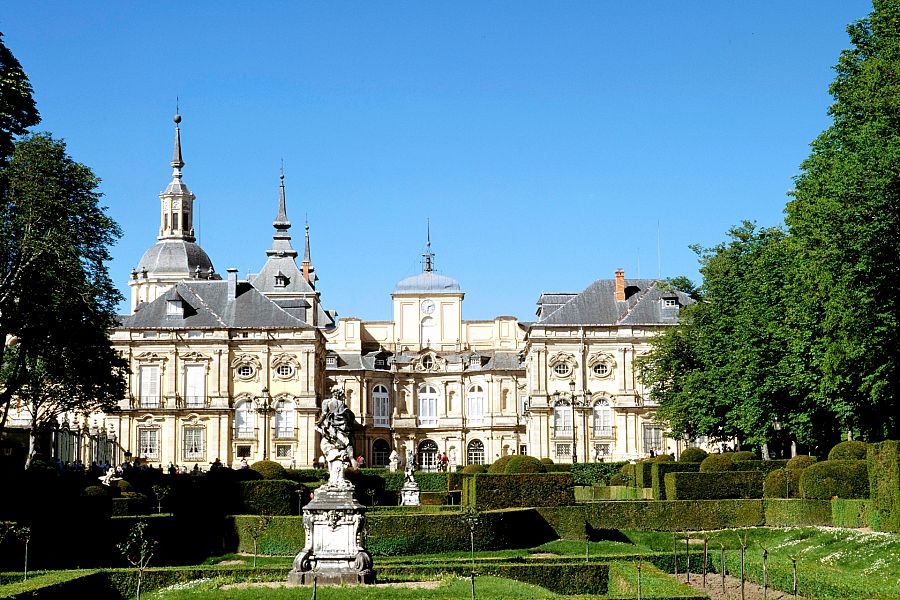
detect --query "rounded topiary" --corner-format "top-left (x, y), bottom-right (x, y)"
top-left (250, 460), bottom-right (288, 480)
top-left (828, 441), bottom-right (868, 461)
top-left (503, 456), bottom-right (547, 474)
top-left (679, 447), bottom-right (708, 463)
top-left (732, 451), bottom-right (756, 461)
top-left (462, 464), bottom-right (486, 474)
top-left (655, 454), bottom-right (675, 462)
top-left (700, 453), bottom-right (735, 473)
top-left (799, 460), bottom-right (869, 500)
top-left (540, 457), bottom-right (555, 465)
top-left (82, 485), bottom-right (109, 497)
top-left (487, 455), bottom-right (516, 474)
top-left (116, 479), bottom-right (134, 494)
top-left (786, 455), bottom-right (817, 472)
top-left (763, 469), bottom-right (789, 498)
top-left (609, 473), bottom-right (626, 486)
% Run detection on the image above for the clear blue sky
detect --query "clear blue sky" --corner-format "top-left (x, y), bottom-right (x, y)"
top-left (3, 2), bottom-right (872, 321)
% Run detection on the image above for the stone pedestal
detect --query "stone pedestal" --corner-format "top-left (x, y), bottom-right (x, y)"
top-left (287, 487), bottom-right (375, 585)
top-left (400, 481), bottom-right (420, 506)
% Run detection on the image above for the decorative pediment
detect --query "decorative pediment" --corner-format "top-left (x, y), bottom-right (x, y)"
top-left (548, 352), bottom-right (575, 366)
top-left (272, 353), bottom-right (300, 380)
top-left (231, 354), bottom-right (262, 381)
top-left (180, 351), bottom-right (211, 363)
top-left (135, 352), bottom-right (167, 363)
top-left (587, 352), bottom-right (617, 379)
top-left (414, 352), bottom-right (446, 372)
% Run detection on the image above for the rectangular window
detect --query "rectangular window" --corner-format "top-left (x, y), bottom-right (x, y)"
top-left (183, 426), bottom-right (205, 461)
top-left (276, 445), bottom-right (292, 458)
top-left (467, 395), bottom-right (484, 425)
top-left (138, 428), bottom-right (159, 459)
top-left (643, 424), bottom-right (665, 454)
top-left (184, 365), bottom-right (205, 408)
top-left (418, 398), bottom-right (437, 426)
top-left (373, 394), bottom-right (390, 427)
top-left (236, 445), bottom-right (251, 458)
top-left (553, 406), bottom-right (572, 437)
top-left (663, 298), bottom-right (678, 308)
top-left (139, 365), bottom-right (160, 408)
top-left (555, 443), bottom-right (571, 459)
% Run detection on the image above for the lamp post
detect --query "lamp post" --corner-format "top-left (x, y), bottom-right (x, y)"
top-left (555, 380), bottom-right (592, 464)
top-left (256, 387), bottom-right (273, 461)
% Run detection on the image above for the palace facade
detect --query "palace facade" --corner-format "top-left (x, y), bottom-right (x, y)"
top-left (15, 118), bottom-right (695, 470)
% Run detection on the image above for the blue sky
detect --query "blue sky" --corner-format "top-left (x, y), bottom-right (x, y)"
top-left (3, 2), bottom-right (872, 321)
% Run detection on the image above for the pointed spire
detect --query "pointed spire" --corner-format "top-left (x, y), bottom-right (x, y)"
top-left (422, 219), bottom-right (434, 272)
top-left (274, 168), bottom-right (290, 228)
top-left (171, 110), bottom-right (184, 178)
top-left (266, 170), bottom-right (298, 259)
top-left (303, 217), bottom-right (311, 263)
top-left (301, 215), bottom-right (316, 288)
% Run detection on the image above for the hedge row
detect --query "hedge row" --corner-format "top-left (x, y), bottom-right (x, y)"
top-left (651, 462), bottom-right (700, 500)
top-left (868, 440), bottom-right (900, 533)
top-left (798, 460), bottom-right (869, 500)
top-left (831, 499), bottom-right (872, 528)
top-left (732, 459), bottom-right (789, 474)
top-left (570, 462), bottom-right (629, 486)
top-left (239, 479), bottom-right (299, 515)
top-left (762, 499), bottom-right (832, 527)
top-left (574, 485), bottom-right (648, 502)
top-left (462, 473), bottom-right (574, 510)
top-left (228, 508), bottom-right (555, 556)
top-left (664, 471), bottom-right (764, 500)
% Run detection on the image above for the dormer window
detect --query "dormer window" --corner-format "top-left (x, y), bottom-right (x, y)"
top-left (375, 357), bottom-right (387, 369)
top-left (166, 299), bottom-right (184, 317)
top-left (274, 272), bottom-right (290, 288)
top-left (326, 356), bottom-right (338, 368)
top-left (662, 297), bottom-right (678, 308)
top-left (469, 354), bottom-right (481, 368)
top-left (422, 355), bottom-right (434, 370)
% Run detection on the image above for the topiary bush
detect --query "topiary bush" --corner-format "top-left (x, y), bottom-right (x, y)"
top-left (763, 469), bottom-right (790, 498)
top-left (570, 462), bottom-right (629, 486)
top-left (240, 479), bottom-right (299, 515)
top-left (828, 440), bottom-right (868, 461)
top-left (609, 473), bottom-right (626, 486)
top-left (665, 471), bottom-right (764, 500)
top-left (250, 460), bottom-right (288, 480)
top-left (679, 447), bottom-right (708, 463)
top-left (540, 458), bottom-right (554, 465)
top-left (654, 454), bottom-right (675, 462)
top-left (700, 453), bottom-right (734, 473)
top-left (799, 460), bottom-right (869, 500)
top-left (732, 451), bottom-right (756, 461)
top-left (462, 464), bottom-right (486, 474)
top-left (503, 456), bottom-right (546, 474)
top-left (487, 455), bottom-right (516, 474)
top-left (787, 455), bottom-right (817, 471)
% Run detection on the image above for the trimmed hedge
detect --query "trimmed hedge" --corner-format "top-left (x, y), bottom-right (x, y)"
top-left (570, 461), bottom-right (629, 486)
top-left (679, 447), bottom-right (708, 462)
top-left (651, 462), bottom-right (700, 500)
top-left (538, 500), bottom-right (765, 534)
top-left (574, 485), bottom-right (648, 501)
top-left (503, 456), bottom-right (546, 474)
top-left (828, 440), bottom-right (868, 461)
top-left (462, 473), bottom-right (574, 510)
top-left (487, 455), bottom-right (516, 474)
top-left (799, 460), bottom-right (869, 500)
top-left (867, 440), bottom-right (900, 532)
top-left (239, 479), bottom-right (298, 515)
top-left (249, 460), bottom-right (287, 480)
top-left (731, 451), bottom-right (756, 461)
top-left (664, 471), bottom-right (764, 500)
top-left (831, 498), bottom-right (872, 528)
top-left (699, 454), bottom-right (734, 473)
top-left (732, 459), bottom-right (789, 474)
top-left (762, 499), bottom-right (832, 526)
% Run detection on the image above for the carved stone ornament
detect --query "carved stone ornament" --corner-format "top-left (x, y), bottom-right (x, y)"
top-left (588, 352), bottom-right (617, 378)
top-left (548, 351), bottom-right (576, 379)
top-left (414, 353), bottom-right (446, 372)
top-left (272, 353), bottom-right (299, 380)
top-left (180, 351), bottom-right (211, 363)
top-left (135, 351), bottom-right (167, 363)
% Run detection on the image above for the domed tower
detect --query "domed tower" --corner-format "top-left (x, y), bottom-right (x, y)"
top-left (392, 228), bottom-right (463, 351)
top-left (128, 114), bottom-right (218, 312)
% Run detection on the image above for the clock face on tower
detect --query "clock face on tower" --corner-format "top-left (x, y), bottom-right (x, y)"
top-left (421, 299), bottom-right (435, 315)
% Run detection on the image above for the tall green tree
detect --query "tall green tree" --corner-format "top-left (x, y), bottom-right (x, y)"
top-left (785, 0), bottom-right (900, 440)
top-left (0, 133), bottom-right (127, 442)
top-left (0, 31), bottom-right (40, 165)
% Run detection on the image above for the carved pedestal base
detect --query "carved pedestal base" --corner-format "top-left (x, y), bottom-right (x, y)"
top-left (400, 482), bottom-right (421, 506)
top-left (287, 487), bottom-right (375, 585)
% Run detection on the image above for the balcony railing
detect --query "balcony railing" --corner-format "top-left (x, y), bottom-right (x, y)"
top-left (234, 428), bottom-right (255, 440)
top-left (593, 426), bottom-right (613, 438)
top-left (139, 396), bottom-right (161, 409)
top-left (373, 415), bottom-right (390, 427)
top-left (183, 396), bottom-right (207, 409)
top-left (274, 427), bottom-right (295, 440)
top-left (553, 426), bottom-right (573, 438)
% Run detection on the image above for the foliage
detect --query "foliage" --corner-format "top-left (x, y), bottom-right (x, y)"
top-left (731, 450), bottom-right (756, 461)
top-left (0, 134), bottom-right (127, 448)
top-left (829, 440), bottom-right (868, 460)
top-left (500, 455), bottom-right (545, 474)
top-left (462, 473), bottom-right (574, 510)
top-left (283, 468), bottom-right (326, 483)
top-left (248, 460), bottom-right (286, 480)
top-left (762, 499), bottom-right (832, 526)
top-left (650, 462), bottom-right (700, 500)
top-left (486, 455), bottom-right (516, 474)
top-left (799, 460), bottom-right (869, 499)
top-left (787, 454), bottom-right (817, 471)
top-left (570, 461), bottom-right (628, 486)
top-left (539, 457), bottom-right (554, 465)
top-left (732, 459), bottom-right (789, 474)
top-left (867, 440), bottom-right (900, 532)
top-left (664, 471), bottom-right (764, 500)
top-left (678, 447), bottom-right (708, 463)
top-left (699, 453), bottom-right (734, 473)
top-left (462, 464), bottom-right (486, 475)
top-left (832, 498), bottom-right (872, 528)
top-left (0, 32), bottom-right (40, 165)
top-left (117, 521), bottom-right (156, 600)
top-left (239, 480), bottom-right (297, 515)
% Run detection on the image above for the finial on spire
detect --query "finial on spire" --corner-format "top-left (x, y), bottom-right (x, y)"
top-left (274, 165), bottom-right (289, 227)
top-left (171, 103), bottom-right (184, 177)
top-left (423, 219), bottom-right (434, 272)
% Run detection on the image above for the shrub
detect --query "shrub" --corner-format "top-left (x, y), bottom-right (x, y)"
top-left (503, 456), bottom-right (546, 474)
top-left (240, 479), bottom-right (298, 515)
top-left (866, 440), bottom-right (900, 533)
top-left (665, 471), bottom-right (764, 500)
top-left (828, 440), bottom-right (868, 461)
top-left (732, 451), bottom-right (756, 461)
top-left (654, 454), bottom-right (675, 462)
top-left (540, 458), bottom-right (554, 465)
top-left (832, 498), bottom-right (872, 528)
top-left (799, 460), bottom-right (869, 500)
top-left (570, 462), bottom-right (629, 486)
top-left (82, 485), bottom-right (109, 497)
top-left (116, 479), bottom-right (135, 494)
top-left (285, 468), bottom-right (327, 483)
top-left (679, 447), bottom-right (708, 463)
top-left (463, 473), bottom-right (574, 510)
top-left (609, 473), bottom-right (626, 486)
top-left (543, 463), bottom-right (572, 472)
top-left (763, 469), bottom-right (790, 498)
top-left (733, 459), bottom-right (789, 475)
top-left (650, 462), bottom-right (700, 500)
top-left (700, 453), bottom-right (734, 473)
top-left (763, 499), bottom-right (832, 526)
top-left (462, 464), bottom-right (486, 475)
top-left (487, 455), bottom-right (516, 474)
top-left (787, 455), bottom-right (817, 471)
top-left (250, 460), bottom-right (287, 480)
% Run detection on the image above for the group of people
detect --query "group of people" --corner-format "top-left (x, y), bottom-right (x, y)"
top-left (435, 451), bottom-right (451, 472)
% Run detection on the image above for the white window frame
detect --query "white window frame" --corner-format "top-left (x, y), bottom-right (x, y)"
top-left (372, 385), bottom-right (390, 427)
top-left (138, 427), bottom-right (159, 459)
top-left (418, 385), bottom-right (438, 426)
top-left (234, 400), bottom-right (255, 439)
top-left (139, 365), bottom-right (160, 408)
top-left (183, 426), bottom-right (205, 461)
top-left (553, 403), bottom-right (572, 437)
top-left (593, 400), bottom-right (613, 438)
top-left (467, 385), bottom-right (485, 425)
top-left (467, 439), bottom-right (485, 465)
top-left (553, 362), bottom-right (571, 377)
top-left (274, 400), bottom-right (296, 439)
top-left (184, 365), bottom-right (205, 408)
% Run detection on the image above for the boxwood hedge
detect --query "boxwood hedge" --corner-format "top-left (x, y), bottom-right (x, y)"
top-left (867, 440), bottom-right (900, 532)
top-left (651, 462), bottom-right (700, 500)
top-left (831, 498), bottom-right (872, 528)
top-left (799, 460), bottom-right (869, 500)
top-left (664, 471), bottom-right (764, 500)
top-left (570, 461), bottom-right (629, 486)
top-left (762, 499), bottom-right (832, 526)
top-left (462, 473), bottom-right (574, 510)
top-left (239, 479), bottom-right (299, 515)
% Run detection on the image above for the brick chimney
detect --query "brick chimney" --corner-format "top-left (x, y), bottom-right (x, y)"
top-left (226, 267), bottom-right (238, 300)
top-left (615, 269), bottom-right (625, 301)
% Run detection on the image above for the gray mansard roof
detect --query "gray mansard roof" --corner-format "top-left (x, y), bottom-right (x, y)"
top-left (119, 280), bottom-right (313, 330)
top-left (394, 271), bottom-right (461, 294)
top-left (137, 240), bottom-right (217, 277)
top-left (535, 279), bottom-right (693, 327)
top-left (326, 349), bottom-right (523, 372)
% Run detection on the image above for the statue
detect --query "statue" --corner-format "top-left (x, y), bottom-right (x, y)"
top-left (400, 447), bottom-right (420, 506)
top-left (316, 388), bottom-right (356, 490)
top-left (388, 449), bottom-right (400, 472)
top-left (404, 448), bottom-right (416, 485)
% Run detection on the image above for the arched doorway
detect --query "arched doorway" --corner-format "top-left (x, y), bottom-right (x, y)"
top-left (417, 439), bottom-right (438, 472)
top-left (467, 439), bottom-right (485, 465)
top-left (372, 439), bottom-right (390, 467)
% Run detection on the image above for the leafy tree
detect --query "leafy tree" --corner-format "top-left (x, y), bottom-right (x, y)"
top-left (0, 32), bottom-right (40, 165)
top-left (0, 133), bottom-right (127, 443)
top-left (785, 0), bottom-right (900, 440)
top-left (118, 520), bottom-right (156, 600)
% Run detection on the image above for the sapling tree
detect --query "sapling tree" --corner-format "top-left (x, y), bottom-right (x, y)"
top-left (151, 484), bottom-right (170, 514)
top-left (16, 525), bottom-right (30, 581)
top-left (118, 520), bottom-right (156, 600)
top-left (247, 512), bottom-right (273, 568)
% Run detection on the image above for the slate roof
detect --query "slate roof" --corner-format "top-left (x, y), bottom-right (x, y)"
top-left (535, 279), bottom-right (693, 326)
top-left (119, 280), bottom-right (313, 330)
top-left (395, 271), bottom-right (461, 293)
top-left (326, 350), bottom-right (523, 371)
top-left (137, 240), bottom-right (216, 276)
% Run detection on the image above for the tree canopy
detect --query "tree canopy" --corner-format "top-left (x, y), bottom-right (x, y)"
top-left (0, 32), bottom-right (40, 165)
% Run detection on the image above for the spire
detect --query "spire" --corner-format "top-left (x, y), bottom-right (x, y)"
top-left (301, 216), bottom-right (316, 288)
top-left (158, 110), bottom-right (196, 242)
top-left (171, 113), bottom-right (184, 178)
top-left (266, 171), bottom-right (298, 259)
top-left (422, 219), bottom-right (434, 272)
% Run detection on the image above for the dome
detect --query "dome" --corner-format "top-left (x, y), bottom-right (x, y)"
top-left (395, 271), bottom-right (460, 293)
top-left (137, 240), bottom-right (215, 276)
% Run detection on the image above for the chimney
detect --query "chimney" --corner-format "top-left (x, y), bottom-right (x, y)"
top-left (226, 268), bottom-right (238, 300)
top-left (615, 269), bottom-right (625, 301)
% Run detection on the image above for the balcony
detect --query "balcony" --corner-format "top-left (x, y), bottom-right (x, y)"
top-left (373, 415), bottom-right (390, 428)
top-left (138, 396), bottom-right (161, 409)
top-left (592, 426), bottom-right (614, 438)
top-left (274, 427), bottom-right (296, 440)
top-left (234, 428), bottom-right (255, 440)
top-left (183, 396), bottom-right (207, 409)
top-left (553, 426), bottom-right (573, 438)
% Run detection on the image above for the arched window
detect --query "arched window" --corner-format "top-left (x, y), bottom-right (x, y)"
top-left (372, 385), bottom-right (390, 427)
top-left (467, 385), bottom-right (485, 425)
top-left (372, 439), bottom-right (390, 467)
top-left (553, 401), bottom-right (572, 437)
top-left (467, 439), bottom-right (485, 465)
top-left (420, 317), bottom-right (436, 348)
top-left (274, 399), bottom-right (295, 439)
top-left (593, 399), bottom-right (612, 438)
top-left (234, 400), bottom-right (254, 439)
top-left (418, 385), bottom-right (438, 426)
top-left (417, 439), bottom-right (439, 472)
